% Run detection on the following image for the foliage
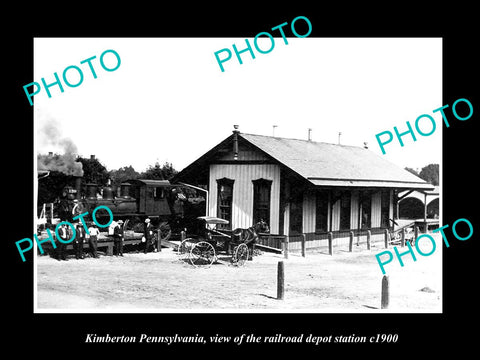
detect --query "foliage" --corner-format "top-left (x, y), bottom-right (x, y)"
top-left (140, 161), bottom-right (178, 181)
top-left (76, 156), bottom-right (110, 186)
top-left (404, 164), bottom-right (439, 186)
top-left (109, 165), bottom-right (140, 188)
top-left (418, 164), bottom-right (439, 186)
top-left (37, 170), bottom-right (70, 207)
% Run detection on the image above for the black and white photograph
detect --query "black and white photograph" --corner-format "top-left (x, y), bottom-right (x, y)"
top-left (33, 37), bottom-right (442, 313)
top-left (7, 5), bottom-right (478, 354)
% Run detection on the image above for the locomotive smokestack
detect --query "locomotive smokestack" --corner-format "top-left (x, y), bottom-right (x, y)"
top-left (74, 177), bottom-right (82, 199)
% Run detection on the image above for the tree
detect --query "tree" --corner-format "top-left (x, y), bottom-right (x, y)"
top-left (419, 164), bottom-right (439, 186)
top-left (140, 161), bottom-right (178, 181)
top-left (109, 165), bottom-right (140, 188)
top-left (76, 156), bottom-right (110, 186)
top-left (37, 170), bottom-right (70, 209)
top-left (404, 164), bottom-right (439, 185)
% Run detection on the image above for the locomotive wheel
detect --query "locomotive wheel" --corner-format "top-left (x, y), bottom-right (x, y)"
top-left (232, 243), bottom-right (249, 267)
top-left (190, 241), bottom-right (215, 267)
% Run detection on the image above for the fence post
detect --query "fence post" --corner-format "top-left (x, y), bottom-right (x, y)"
top-left (367, 230), bottom-right (371, 250)
top-left (328, 232), bottom-right (333, 255)
top-left (301, 233), bottom-right (306, 258)
top-left (381, 275), bottom-right (389, 309)
top-left (401, 228), bottom-right (406, 247)
top-left (277, 261), bottom-right (285, 300)
top-left (349, 231), bottom-right (354, 252)
top-left (157, 229), bottom-right (162, 252)
top-left (384, 229), bottom-right (389, 249)
top-left (284, 236), bottom-right (289, 259)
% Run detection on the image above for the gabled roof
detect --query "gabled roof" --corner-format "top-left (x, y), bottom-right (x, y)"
top-left (174, 132), bottom-right (434, 190)
top-left (240, 133), bottom-right (433, 189)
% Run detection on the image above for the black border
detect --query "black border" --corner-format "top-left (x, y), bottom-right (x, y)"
top-left (7, 5), bottom-right (479, 354)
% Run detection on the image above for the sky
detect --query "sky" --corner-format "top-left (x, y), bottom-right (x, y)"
top-left (34, 37), bottom-right (442, 174)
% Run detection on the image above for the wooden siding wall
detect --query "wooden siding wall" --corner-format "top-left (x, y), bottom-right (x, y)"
top-left (331, 198), bottom-right (341, 231)
top-left (371, 191), bottom-right (382, 228)
top-left (301, 189), bottom-right (392, 233)
top-left (351, 190), bottom-right (359, 230)
top-left (217, 144), bottom-right (269, 161)
top-left (302, 190), bottom-right (316, 233)
top-left (209, 164), bottom-right (281, 233)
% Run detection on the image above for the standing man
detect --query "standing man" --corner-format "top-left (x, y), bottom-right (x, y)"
top-left (87, 222), bottom-right (100, 258)
top-left (56, 223), bottom-right (69, 261)
top-left (74, 221), bottom-right (86, 259)
top-left (143, 218), bottom-right (155, 253)
top-left (113, 220), bottom-right (124, 256)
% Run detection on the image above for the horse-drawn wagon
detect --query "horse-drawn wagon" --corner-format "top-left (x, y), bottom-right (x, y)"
top-left (177, 216), bottom-right (269, 267)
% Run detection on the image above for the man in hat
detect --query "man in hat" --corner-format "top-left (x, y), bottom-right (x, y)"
top-left (113, 219), bottom-right (124, 256)
top-left (56, 223), bottom-right (70, 261)
top-left (143, 217), bottom-right (155, 253)
top-left (74, 221), bottom-right (86, 259)
top-left (87, 222), bottom-right (100, 258)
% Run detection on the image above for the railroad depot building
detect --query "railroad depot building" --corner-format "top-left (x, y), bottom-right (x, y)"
top-left (173, 128), bottom-right (434, 251)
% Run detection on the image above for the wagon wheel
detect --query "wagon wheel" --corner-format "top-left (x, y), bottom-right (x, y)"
top-left (190, 241), bottom-right (216, 267)
top-left (177, 238), bottom-right (194, 260)
top-left (232, 243), bottom-right (249, 267)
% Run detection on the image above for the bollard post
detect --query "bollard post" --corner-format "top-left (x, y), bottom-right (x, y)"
top-left (381, 275), bottom-right (389, 309)
top-left (367, 230), bottom-right (371, 250)
top-left (414, 226), bottom-right (419, 244)
top-left (284, 236), bottom-right (289, 259)
top-left (384, 229), bottom-right (389, 248)
top-left (328, 232), bottom-right (333, 255)
top-left (157, 229), bottom-right (162, 252)
top-left (301, 234), bottom-right (306, 257)
top-left (401, 228), bottom-right (406, 247)
top-left (277, 261), bottom-right (285, 300)
top-left (349, 231), bottom-right (354, 252)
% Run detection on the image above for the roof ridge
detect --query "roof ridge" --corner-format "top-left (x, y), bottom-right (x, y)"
top-left (239, 132), bottom-right (365, 149)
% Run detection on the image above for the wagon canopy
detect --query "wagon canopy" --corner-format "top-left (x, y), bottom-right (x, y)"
top-left (197, 216), bottom-right (229, 225)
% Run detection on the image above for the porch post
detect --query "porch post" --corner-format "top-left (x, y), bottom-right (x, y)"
top-left (424, 192), bottom-right (428, 233)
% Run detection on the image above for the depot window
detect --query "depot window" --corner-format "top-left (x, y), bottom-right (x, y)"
top-left (217, 178), bottom-right (234, 230)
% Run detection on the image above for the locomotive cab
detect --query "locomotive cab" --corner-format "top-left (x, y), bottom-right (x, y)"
top-left (126, 179), bottom-right (173, 218)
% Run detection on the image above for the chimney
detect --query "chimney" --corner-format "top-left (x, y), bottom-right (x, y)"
top-left (307, 128), bottom-right (312, 141)
top-left (272, 125), bottom-right (278, 137)
top-left (363, 142), bottom-right (369, 149)
top-left (48, 151), bottom-right (53, 157)
top-left (233, 125), bottom-right (239, 160)
top-left (90, 154), bottom-right (95, 160)
top-left (338, 132), bottom-right (342, 145)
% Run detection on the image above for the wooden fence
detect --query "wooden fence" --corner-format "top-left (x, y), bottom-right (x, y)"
top-left (257, 226), bottom-right (423, 257)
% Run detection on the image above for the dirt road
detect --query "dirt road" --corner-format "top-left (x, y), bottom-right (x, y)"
top-left (35, 240), bottom-right (442, 312)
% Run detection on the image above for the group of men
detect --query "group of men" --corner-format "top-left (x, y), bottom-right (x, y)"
top-left (54, 217), bottom-right (156, 260)
top-left (55, 221), bottom-right (101, 260)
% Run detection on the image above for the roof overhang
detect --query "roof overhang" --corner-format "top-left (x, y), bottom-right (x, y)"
top-left (308, 178), bottom-right (435, 191)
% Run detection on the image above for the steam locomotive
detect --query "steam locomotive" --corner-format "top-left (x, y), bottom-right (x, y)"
top-left (55, 177), bottom-right (204, 237)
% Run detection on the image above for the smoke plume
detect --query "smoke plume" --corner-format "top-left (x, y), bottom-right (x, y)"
top-left (37, 118), bottom-right (84, 176)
